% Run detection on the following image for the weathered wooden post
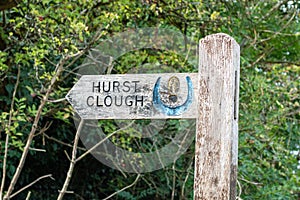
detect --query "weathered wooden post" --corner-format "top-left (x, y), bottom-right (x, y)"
top-left (194, 33), bottom-right (240, 199)
top-left (66, 30), bottom-right (240, 198)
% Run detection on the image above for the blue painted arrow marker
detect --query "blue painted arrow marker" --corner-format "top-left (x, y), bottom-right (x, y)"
top-left (153, 76), bottom-right (193, 116)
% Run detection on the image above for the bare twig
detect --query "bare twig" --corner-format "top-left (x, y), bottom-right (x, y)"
top-left (285, 108), bottom-right (300, 116)
top-left (35, 121), bottom-right (53, 137)
top-left (0, 65), bottom-right (21, 200)
top-left (28, 147), bottom-right (46, 152)
top-left (58, 190), bottom-right (73, 194)
top-left (75, 120), bottom-right (135, 162)
top-left (262, 30), bottom-right (300, 37)
top-left (260, 9), bottom-right (297, 43)
top-left (43, 133), bottom-right (86, 151)
top-left (25, 191), bottom-right (31, 200)
top-left (262, 60), bottom-right (300, 66)
top-left (181, 157), bottom-right (194, 198)
top-left (3, 15), bottom-right (116, 200)
top-left (64, 17), bottom-right (115, 71)
top-left (237, 179), bottom-right (242, 198)
top-left (239, 177), bottom-right (262, 186)
top-left (61, 18), bottom-right (116, 81)
top-left (10, 174), bottom-right (54, 198)
top-left (44, 56), bottom-right (57, 67)
top-left (57, 119), bottom-right (84, 200)
top-left (263, 0), bottom-right (289, 20)
top-left (103, 174), bottom-right (141, 200)
top-left (4, 58), bottom-right (67, 200)
top-left (37, 96), bottom-right (66, 103)
top-left (250, 47), bottom-right (274, 67)
top-left (58, 190), bottom-right (85, 200)
top-left (64, 150), bottom-right (72, 162)
top-left (171, 164), bottom-right (176, 200)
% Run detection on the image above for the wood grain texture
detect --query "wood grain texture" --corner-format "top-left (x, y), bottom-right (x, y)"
top-left (194, 33), bottom-right (240, 199)
top-left (66, 73), bottom-right (198, 119)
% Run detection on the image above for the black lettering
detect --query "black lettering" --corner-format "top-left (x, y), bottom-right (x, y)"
top-left (115, 96), bottom-right (123, 106)
top-left (96, 96), bottom-right (103, 107)
top-left (103, 81), bottom-right (111, 92)
top-left (87, 96), bottom-right (94, 106)
top-left (135, 95), bottom-right (144, 106)
top-left (104, 95), bottom-right (112, 106)
top-left (92, 82), bottom-right (101, 92)
top-left (123, 81), bottom-right (130, 92)
top-left (125, 96), bottom-right (133, 106)
top-left (113, 81), bottom-right (120, 92)
top-left (132, 81), bottom-right (140, 92)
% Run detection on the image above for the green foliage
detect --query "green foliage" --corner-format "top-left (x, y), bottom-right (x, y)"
top-left (239, 64), bottom-right (299, 199)
top-left (0, 0), bottom-right (299, 199)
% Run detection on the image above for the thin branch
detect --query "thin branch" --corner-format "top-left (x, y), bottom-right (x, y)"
top-left (43, 133), bottom-right (86, 151)
top-left (181, 157), bottom-right (194, 198)
top-left (10, 174), bottom-right (54, 199)
top-left (37, 96), bottom-right (66, 103)
top-left (61, 17), bottom-right (116, 80)
top-left (64, 17), bottom-right (115, 71)
top-left (261, 60), bottom-right (300, 66)
top-left (102, 174), bottom-right (141, 200)
top-left (237, 179), bottom-right (242, 198)
top-left (4, 58), bottom-right (67, 200)
top-left (0, 65), bottom-right (21, 199)
top-left (171, 164), bottom-right (176, 200)
top-left (25, 191), bottom-right (31, 200)
top-left (262, 30), bottom-right (300, 37)
top-left (250, 47), bottom-right (273, 67)
top-left (3, 14), bottom-right (116, 200)
top-left (260, 9), bottom-right (297, 43)
top-left (28, 147), bottom-right (46, 152)
top-left (44, 56), bottom-right (57, 67)
top-left (75, 120), bottom-right (135, 162)
top-left (58, 190), bottom-right (73, 194)
top-left (64, 150), bottom-right (71, 162)
top-left (239, 177), bottom-right (262, 186)
top-left (34, 121), bottom-right (53, 139)
top-left (285, 108), bottom-right (300, 116)
top-left (263, 0), bottom-right (289, 20)
top-left (57, 119), bottom-right (84, 200)
top-left (59, 189), bottom-right (88, 200)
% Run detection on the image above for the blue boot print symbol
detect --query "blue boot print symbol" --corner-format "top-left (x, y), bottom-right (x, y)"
top-left (153, 76), bottom-right (193, 116)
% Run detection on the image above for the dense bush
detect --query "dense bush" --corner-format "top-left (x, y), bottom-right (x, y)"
top-left (0, 0), bottom-right (299, 199)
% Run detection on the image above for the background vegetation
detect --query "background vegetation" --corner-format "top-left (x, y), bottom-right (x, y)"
top-left (0, 0), bottom-right (299, 199)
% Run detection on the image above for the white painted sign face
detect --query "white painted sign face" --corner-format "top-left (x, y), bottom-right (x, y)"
top-left (66, 73), bottom-right (198, 119)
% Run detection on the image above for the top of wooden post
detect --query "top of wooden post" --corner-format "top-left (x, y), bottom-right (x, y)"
top-left (194, 33), bottom-right (240, 199)
top-left (200, 33), bottom-right (239, 46)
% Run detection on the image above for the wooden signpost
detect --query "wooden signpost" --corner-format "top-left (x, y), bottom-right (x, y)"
top-left (194, 34), bottom-right (240, 199)
top-left (66, 33), bottom-right (240, 199)
top-left (66, 73), bottom-right (198, 119)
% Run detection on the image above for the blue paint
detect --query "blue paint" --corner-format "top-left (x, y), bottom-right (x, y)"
top-left (153, 76), bottom-right (193, 116)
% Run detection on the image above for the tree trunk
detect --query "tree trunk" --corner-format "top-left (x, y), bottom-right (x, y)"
top-left (0, 0), bottom-right (21, 11)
